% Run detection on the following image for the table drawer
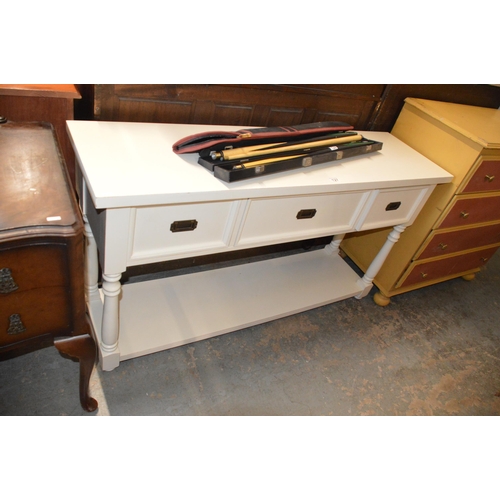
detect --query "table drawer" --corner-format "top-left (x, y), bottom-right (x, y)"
top-left (130, 201), bottom-right (238, 262)
top-left (354, 186), bottom-right (431, 231)
top-left (437, 193), bottom-right (500, 229)
top-left (460, 158), bottom-right (500, 194)
top-left (0, 245), bottom-right (68, 294)
top-left (416, 222), bottom-right (500, 259)
top-left (235, 192), bottom-right (369, 247)
top-left (0, 287), bottom-right (71, 347)
top-left (398, 246), bottom-right (499, 289)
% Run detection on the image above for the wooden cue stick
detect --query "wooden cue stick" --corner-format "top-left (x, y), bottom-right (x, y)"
top-left (234, 154), bottom-right (304, 169)
top-left (220, 134), bottom-right (363, 161)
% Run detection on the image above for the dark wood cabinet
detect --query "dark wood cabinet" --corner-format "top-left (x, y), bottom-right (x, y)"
top-left (0, 121), bottom-right (97, 412)
top-left (82, 84), bottom-right (500, 132)
top-left (91, 84), bottom-right (384, 129)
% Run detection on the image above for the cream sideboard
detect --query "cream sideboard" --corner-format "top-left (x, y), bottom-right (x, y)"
top-left (341, 98), bottom-right (500, 306)
top-left (66, 121), bottom-right (452, 371)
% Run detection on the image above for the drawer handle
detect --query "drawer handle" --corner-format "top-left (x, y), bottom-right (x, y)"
top-left (420, 272), bottom-right (428, 278)
top-left (485, 175), bottom-right (495, 183)
top-left (385, 201), bottom-right (402, 211)
top-left (0, 268), bottom-right (19, 294)
top-left (438, 243), bottom-right (448, 250)
top-left (460, 211), bottom-right (470, 219)
top-left (170, 219), bottom-right (198, 232)
top-left (481, 257), bottom-right (489, 263)
top-left (297, 209), bottom-right (317, 220)
top-left (7, 314), bottom-right (26, 335)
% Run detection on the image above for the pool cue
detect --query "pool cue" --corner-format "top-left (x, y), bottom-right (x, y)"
top-left (212, 133), bottom-right (363, 161)
top-left (231, 139), bottom-right (377, 170)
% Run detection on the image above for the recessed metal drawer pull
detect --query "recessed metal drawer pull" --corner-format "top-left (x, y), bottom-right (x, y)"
top-left (385, 201), bottom-right (401, 211)
top-left (460, 211), bottom-right (470, 219)
top-left (485, 175), bottom-right (495, 183)
top-left (296, 209), bottom-right (317, 219)
top-left (438, 243), bottom-right (448, 250)
top-left (7, 314), bottom-right (26, 335)
top-left (0, 268), bottom-right (18, 294)
top-left (170, 219), bottom-right (198, 232)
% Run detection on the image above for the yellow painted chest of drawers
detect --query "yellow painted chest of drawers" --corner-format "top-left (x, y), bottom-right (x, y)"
top-left (341, 98), bottom-right (500, 305)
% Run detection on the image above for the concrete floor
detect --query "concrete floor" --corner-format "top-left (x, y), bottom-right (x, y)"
top-left (1, 249), bottom-right (500, 416)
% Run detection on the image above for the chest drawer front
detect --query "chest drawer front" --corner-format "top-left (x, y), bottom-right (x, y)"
top-left (0, 245), bottom-right (68, 294)
top-left (399, 246), bottom-right (499, 289)
top-left (417, 222), bottom-right (500, 259)
top-left (354, 186), bottom-right (431, 231)
top-left (438, 193), bottom-right (500, 229)
top-left (0, 287), bottom-right (71, 347)
top-left (235, 192), bottom-right (369, 248)
top-left (130, 201), bottom-right (238, 263)
top-left (461, 159), bottom-right (500, 194)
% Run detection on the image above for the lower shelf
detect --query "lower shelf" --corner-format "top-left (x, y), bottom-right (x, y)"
top-left (88, 248), bottom-right (365, 369)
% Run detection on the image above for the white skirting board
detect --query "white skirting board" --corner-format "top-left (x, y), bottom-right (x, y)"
top-left (89, 248), bottom-right (364, 366)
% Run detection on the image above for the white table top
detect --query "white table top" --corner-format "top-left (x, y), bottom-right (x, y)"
top-left (66, 121), bottom-right (453, 209)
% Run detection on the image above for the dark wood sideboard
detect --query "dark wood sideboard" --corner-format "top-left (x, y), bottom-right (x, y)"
top-left (0, 121), bottom-right (97, 412)
top-left (0, 84), bottom-right (81, 185)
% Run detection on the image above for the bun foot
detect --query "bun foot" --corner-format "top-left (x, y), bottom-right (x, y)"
top-left (374, 292), bottom-right (391, 307)
top-left (462, 273), bottom-right (476, 281)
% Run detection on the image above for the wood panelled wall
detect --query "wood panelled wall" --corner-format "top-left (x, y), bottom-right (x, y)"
top-left (76, 84), bottom-right (500, 131)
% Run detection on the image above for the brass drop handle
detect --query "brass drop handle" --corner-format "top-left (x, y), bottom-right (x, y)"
top-left (420, 272), bottom-right (428, 278)
top-left (438, 243), bottom-right (448, 250)
top-left (7, 314), bottom-right (26, 335)
top-left (480, 257), bottom-right (489, 263)
top-left (460, 211), bottom-right (470, 219)
top-left (485, 175), bottom-right (495, 183)
top-left (0, 268), bottom-right (19, 294)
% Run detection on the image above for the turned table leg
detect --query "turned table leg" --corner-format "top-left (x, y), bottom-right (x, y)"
top-left (355, 224), bottom-right (407, 300)
top-left (54, 333), bottom-right (98, 412)
top-left (100, 273), bottom-right (122, 370)
top-left (324, 233), bottom-right (346, 255)
top-left (83, 215), bottom-right (100, 302)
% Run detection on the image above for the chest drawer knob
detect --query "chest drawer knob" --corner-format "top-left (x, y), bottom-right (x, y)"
top-left (420, 272), bottom-right (428, 278)
top-left (438, 243), bottom-right (448, 250)
top-left (485, 175), bottom-right (495, 183)
top-left (7, 314), bottom-right (26, 335)
top-left (0, 268), bottom-right (19, 294)
top-left (460, 211), bottom-right (470, 219)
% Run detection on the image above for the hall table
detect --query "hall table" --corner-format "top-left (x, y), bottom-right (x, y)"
top-left (66, 121), bottom-right (452, 371)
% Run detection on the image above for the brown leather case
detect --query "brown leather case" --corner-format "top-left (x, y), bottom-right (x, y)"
top-left (172, 121), bottom-right (354, 154)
